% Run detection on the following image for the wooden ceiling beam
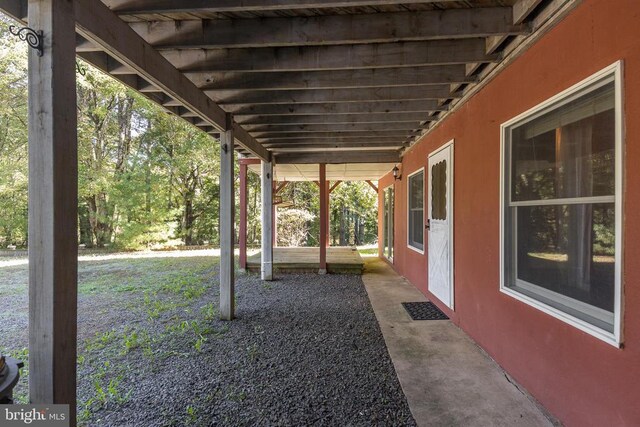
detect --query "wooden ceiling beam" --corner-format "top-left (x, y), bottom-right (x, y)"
top-left (105, 0), bottom-right (458, 15)
top-left (265, 140), bottom-right (406, 148)
top-left (189, 65), bottom-right (473, 91)
top-left (230, 100), bottom-right (444, 116)
top-left (244, 123), bottom-right (425, 133)
top-left (128, 8), bottom-right (528, 49)
top-left (258, 135), bottom-right (407, 143)
top-left (255, 130), bottom-right (411, 140)
top-left (236, 112), bottom-right (432, 125)
top-left (269, 144), bottom-right (405, 151)
top-left (274, 151), bottom-right (401, 164)
top-left (162, 39), bottom-right (498, 73)
top-left (210, 86), bottom-right (459, 105)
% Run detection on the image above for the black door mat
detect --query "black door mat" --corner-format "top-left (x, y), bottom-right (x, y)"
top-left (402, 302), bottom-right (449, 320)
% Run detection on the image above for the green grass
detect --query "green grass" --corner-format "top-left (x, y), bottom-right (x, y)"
top-left (358, 247), bottom-right (379, 255)
top-left (1, 252), bottom-right (228, 425)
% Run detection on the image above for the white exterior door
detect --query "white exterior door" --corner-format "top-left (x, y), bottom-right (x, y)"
top-left (428, 142), bottom-right (454, 309)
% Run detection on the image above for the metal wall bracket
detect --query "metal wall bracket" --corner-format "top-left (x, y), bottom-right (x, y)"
top-left (76, 61), bottom-right (86, 76)
top-left (9, 26), bottom-right (43, 57)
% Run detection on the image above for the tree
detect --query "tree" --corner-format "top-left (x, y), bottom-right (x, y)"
top-left (0, 19), bottom-right (28, 247)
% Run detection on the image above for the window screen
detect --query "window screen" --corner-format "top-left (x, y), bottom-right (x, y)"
top-left (431, 160), bottom-right (447, 221)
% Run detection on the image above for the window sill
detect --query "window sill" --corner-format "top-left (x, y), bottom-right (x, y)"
top-left (500, 285), bottom-right (621, 348)
top-left (407, 244), bottom-right (425, 255)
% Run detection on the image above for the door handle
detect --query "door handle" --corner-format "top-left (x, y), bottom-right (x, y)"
top-left (425, 219), bottom-right (430, 230)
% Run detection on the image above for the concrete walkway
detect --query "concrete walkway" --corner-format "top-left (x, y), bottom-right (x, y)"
top-left (362, 258), bottom-right (558, 427)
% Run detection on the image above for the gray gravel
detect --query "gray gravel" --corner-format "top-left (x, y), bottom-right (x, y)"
top-left (94, 272), bottom-right (414, 426)
top-left (1, 258), bottom-right (416, 426)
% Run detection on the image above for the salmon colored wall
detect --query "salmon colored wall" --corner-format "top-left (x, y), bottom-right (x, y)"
top-left (378, 1), bottom-right (640, 425)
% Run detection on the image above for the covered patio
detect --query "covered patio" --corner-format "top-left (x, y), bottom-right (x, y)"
top-left (0, 0), bottom-right (583, 425)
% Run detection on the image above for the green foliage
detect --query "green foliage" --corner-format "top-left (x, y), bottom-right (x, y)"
top-left (0, 20), bottom-right (28, 247)
top-left (276, 208), bottom-right (315, 247)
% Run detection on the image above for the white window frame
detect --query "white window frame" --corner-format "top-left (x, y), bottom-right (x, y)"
top-left (407, 167), bottom-right (425, 254)
top-left (499, 61), bottom-right (624, 347)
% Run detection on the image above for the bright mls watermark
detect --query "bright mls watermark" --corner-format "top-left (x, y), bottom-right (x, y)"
top-left (1, 405), bottom-right (69, 426)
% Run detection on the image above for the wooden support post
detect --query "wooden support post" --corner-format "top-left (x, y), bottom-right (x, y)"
top-left (239, 160), bottom-right (248, 272)
top-left (27, 0), bottom-right (78, 423)
top-left (319, 163), bottom-right (328, 274)
top-left (326, 180), bottom-right (331, 248)
top-left (272, 181), bottom-right (277, 247)
top-left (219, 114), bottom-right (235, 320)
top-left (261, 161), bottom-right (274, 280)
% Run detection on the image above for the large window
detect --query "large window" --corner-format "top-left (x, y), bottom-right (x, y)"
top-left (407, 169), bottom-right (424, 252)
top-left (500, 63), bottom-right (623, 346)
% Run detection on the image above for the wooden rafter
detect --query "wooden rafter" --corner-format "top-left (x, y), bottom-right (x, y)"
top-left (229, 101), bottom-right (446, 117)
top-left (162, 39), bottom-right (499, 73)
top-left (187, 65), bottom-right (474, 91)
top-left (105, 0), bottom-right (459, 15)
top-left (211, 86), bottom-right (459, 106)
top-left (245, 123), bottom-right (425, 133)
top-left (276, 151), bottom-right (401, 164)
top-left (128, 8), bottom-right (527, 49)
top-left (236, 112), bottom-right (433, 126)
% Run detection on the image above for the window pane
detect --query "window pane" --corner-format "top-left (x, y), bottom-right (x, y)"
top-left (408, 171), bottom-right (424, 250)
top-left (431, 160), bottom-right (447, 220)
top-left (510, 82), bottom-right (615, 202)
top-left (507, 203), bottom-right (615, 331)
top-left (409, 211), bottom-right (424, 250)
top-left (409, 171), bottom-right (424, 209)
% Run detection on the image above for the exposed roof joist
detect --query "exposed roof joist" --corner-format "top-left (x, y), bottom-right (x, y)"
top-left (187, 65), bottom-right (474, 91)
top-left (275, 151), bottom-right (401, 164)
top-left (236, 112), bottom-right (433, 126)
top-left (105, 0), bottom-right (458, 15)
top-left (244, 123), bottom-right (426, 133)
top-left (256, 130), bottom-right (410, 140)
top-left (229, 100), bottom-right (445, 117)
top-left (210, 86), bottom-right (459, 106)
top-left (129, 8), bottom-right (529, 49)
top-left (161, 39), bottom-right (499, 73)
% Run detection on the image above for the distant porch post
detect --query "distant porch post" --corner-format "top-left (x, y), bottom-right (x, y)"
top-left (319, 163), bottom-right (328, 274)
top-left (239, 160), bottom-right (248, 272)
top-left (27, 0), bottom-right (78, 423)
top-left (272, 181), bottom-right (277, 247)
top-left (261, 161), bottom-right (274, 280)
top-left (238, 158), bottom-right (259, 272)
top-left (220, 114), bottom-right (235, 320)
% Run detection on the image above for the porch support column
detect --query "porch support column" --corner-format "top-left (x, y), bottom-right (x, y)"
top-left (239, 160), bottom-right (248, 272)
top-left (27, 0), bottom-right (78, 423)
top-left (319, 163), bottom-right (328, 274)
top-left (261, 161), bottom-right (274, 280)
top-left (272, 183), bottom-right (278, 247)
top-left (219, 114), bottom-right (235, 320)
top-left (326, 180), bottom-right (331, 247)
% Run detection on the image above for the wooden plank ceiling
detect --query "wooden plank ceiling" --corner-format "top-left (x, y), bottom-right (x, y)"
top-left (2, 0), bottom-right (567, 164)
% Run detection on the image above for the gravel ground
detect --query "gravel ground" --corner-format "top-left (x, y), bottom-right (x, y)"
top-left (0, 254), bottom-right (415, 426)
